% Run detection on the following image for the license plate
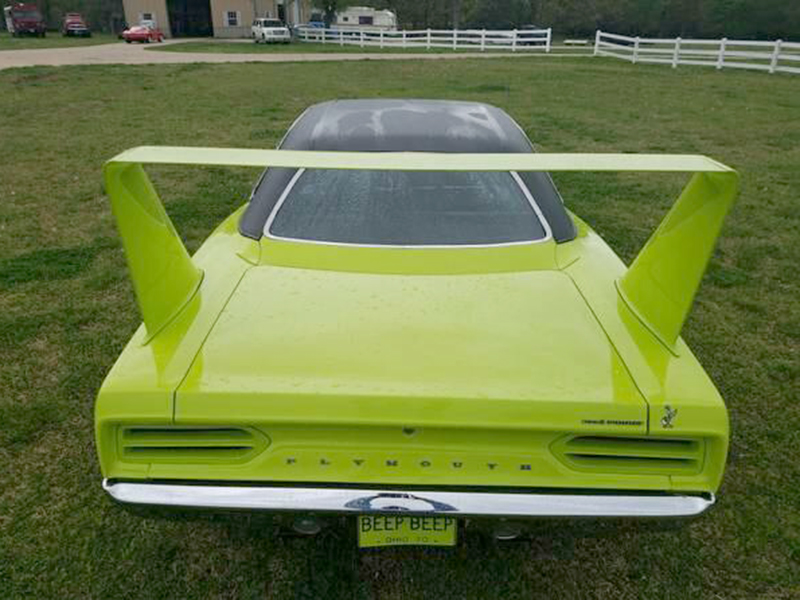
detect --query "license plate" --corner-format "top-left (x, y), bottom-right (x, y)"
top-left (358, 515), bottom-right (457, 548)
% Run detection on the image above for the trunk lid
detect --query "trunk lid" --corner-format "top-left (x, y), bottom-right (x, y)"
top-left (175, 265), bottom-right (647, 431)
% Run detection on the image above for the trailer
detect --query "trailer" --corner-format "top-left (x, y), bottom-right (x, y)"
top-left (334, 6), bottom-right (396, 31)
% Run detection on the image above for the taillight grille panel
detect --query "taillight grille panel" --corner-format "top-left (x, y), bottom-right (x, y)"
top-left (119, 427), bottom-right (269, 464)
top-left (554, 435), bottom-right (704, 475)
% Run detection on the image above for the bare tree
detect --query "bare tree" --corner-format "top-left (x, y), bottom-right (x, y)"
top-left (452, 0), bottom-right (461, 28)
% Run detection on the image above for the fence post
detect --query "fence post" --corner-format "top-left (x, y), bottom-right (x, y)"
top-left (453, 28), bottom-right (457, 50)
top-left (594, 30), bottom-right (601, 56)
top-left (322, 27), bottom-right (327, 44)
top-left (481, 29), bottom-right (486, 51)
top-left (633, 36), bottom-right (640, 63)
top-left (672, 36), bottom-right (681, 68)
top-left (402, 30), bottom-right (406, 49)
top-left (716, 37), bottom-right (726, 69)
top-left (360, 29), bottom-right (364, 48)
top-left (512, 29), bottom-right (517, 52)
top-left (770, 39), bottom-right (783, 74)
top-left (546, 28), bottom-right (551, 53)
top-left (426, 28), bottom-right (431, 50)
top-left (380, 29), bottom-right (384, 48)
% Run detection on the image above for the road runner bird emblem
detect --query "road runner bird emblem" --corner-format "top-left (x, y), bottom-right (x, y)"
top-left (661, 405), bottom-right (678, 429)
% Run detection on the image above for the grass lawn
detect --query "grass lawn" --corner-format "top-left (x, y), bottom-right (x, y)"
top-left (155, 39), bottom-right (542, 54)
top-left (0, 57), bottom-right (798, 599)
top-left (0, 32), bottom-right (120, 50)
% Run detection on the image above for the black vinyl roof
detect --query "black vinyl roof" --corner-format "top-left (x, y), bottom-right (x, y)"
top-left (239, 99), bottom-right (576, 242)
top-left (279, 99), bottom-right (537, 152)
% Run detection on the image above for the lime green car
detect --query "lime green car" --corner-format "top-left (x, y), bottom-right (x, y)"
top-left (97, 100), bottom-right (737, 545)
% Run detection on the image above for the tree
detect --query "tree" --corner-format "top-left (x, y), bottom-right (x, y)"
top-left (466, 0), bottom-right (532, 29)
top-left (312, 0), bottom-right (349, 26)
top-left (510, 0), bottom-right (799, 39)
top-left (309, 0), bottom-right (798, 39)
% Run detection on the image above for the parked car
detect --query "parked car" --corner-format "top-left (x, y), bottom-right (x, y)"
top-left (307, 12), bottom-right (325, 27)
top-left (518, 24), bottom-right (546, 46)
top-left (251, 17), bottom-right (290, 43)
top-left (293, 22), bottom-right (338, 39)
top-left (122, 22), bottom-right (164, 43)
top-left (61, 12), bottom-right (90, 37)
top-left (97, 99), bottom-right (737, 547)
top-left (3, 2), bottom-right (46, 37)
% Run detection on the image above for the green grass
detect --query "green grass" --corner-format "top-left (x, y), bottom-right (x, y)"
top-left (154, 40), bottom-right (533, 54)
top-left (0, 32), bottom-right (120, 50)
top-left (1, 57), bottom-right (799, 599)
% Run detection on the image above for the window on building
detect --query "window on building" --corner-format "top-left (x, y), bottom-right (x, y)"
top-left (140, 12), bottom-right (153, 22)
top-left (227, 11), bottom-right (239, 27)
top-left (358, 16), bottom-right (373, 25)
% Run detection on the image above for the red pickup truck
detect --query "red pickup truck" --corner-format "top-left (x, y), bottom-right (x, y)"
top-left (3, 3), bottom-right (47, 37)
top-left (61, 12), bottom-right (90, 37)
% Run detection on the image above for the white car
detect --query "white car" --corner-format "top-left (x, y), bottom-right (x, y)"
top-left (252, 18), bottom-right (291, 43)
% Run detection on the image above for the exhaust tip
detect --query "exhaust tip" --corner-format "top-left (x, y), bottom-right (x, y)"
top-left (292, 516), bottom-right (322, 535)
top-left (493, 521), bottom-right (523, 541)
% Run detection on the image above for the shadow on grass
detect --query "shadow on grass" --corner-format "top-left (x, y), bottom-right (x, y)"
top-left (0, 239), bottom-right (117, 289)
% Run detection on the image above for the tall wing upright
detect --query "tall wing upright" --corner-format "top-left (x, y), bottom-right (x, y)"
top-left (617, 168), bottom-right (739, 351)
top-left (104, 161), bottom-right (203, 341)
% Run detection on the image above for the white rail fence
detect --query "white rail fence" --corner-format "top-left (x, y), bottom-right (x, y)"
top-left (595, 30), bottom-right (800, 75)
top-left (295, 26), bottom-right (552, 52)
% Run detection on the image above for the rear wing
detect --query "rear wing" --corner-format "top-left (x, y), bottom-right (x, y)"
top-left (104, 148), bottom-right (738, 349)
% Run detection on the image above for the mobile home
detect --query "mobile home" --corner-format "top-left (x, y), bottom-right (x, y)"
top-left (334, 6), bottom-right (396, 31)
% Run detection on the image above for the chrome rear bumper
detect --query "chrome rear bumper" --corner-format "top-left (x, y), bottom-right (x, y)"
top-left (103, 480), bottom-right (714, 518)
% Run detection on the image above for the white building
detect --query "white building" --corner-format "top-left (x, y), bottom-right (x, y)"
top-left (122, 0), bottom-right (312, 38)
top-left (334, 6), bottom-right (397, 31)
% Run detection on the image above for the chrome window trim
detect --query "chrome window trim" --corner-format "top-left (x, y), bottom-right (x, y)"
top-left (103, 479), bottom-right (714, 518)
top-left (261, 168), bottom-right (553, 249)
top-left (247, 106), bottom-right (312, 203)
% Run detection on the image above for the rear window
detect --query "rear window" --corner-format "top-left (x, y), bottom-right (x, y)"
top-left (267, 169), bottom-right (548, 246)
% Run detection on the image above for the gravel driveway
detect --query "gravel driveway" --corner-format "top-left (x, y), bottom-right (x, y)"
top-left (0, 39), bottom-right (527, 70)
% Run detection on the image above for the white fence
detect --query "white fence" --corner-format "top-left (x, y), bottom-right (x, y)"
top-left (595, 30), bottom-right (800, 75)
top-left (295, 26), bottom-right (552, 52)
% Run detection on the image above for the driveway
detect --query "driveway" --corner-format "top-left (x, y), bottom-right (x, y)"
top-left (0, 39), bottom-right (537, 70)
